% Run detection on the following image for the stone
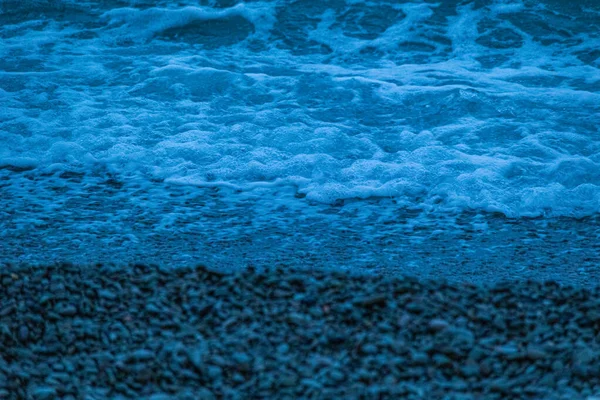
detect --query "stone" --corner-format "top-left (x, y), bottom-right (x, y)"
top-left (460, 362), bottom-right (480, 377)
top-left (193, 388), bottom-right (215, 400)
top-left (277, 344), bottom-right (289, 354)
top-left (574, 348), bottom-right (596, 366)
top-left (329, 369), bottom-right (345, 383)
top-left (207, 365), bottom-right (223, 380)
top-left (29, 387), bottom-right (57, 400)
top-left (360, 344), bottom-right (378, 355)
top-left (280, 374), bottom-right (299, 386)
top-left (526, 345), bottom-right (547, 360)
top-left (57, 304), bottom-right (77, 316)
top-left (18, 325), bottom-right (29, 342)
top-left (1, 263), bottom-right (599, 399)
top-left (129, 349), bottom-right (154, 361)
top-left (433, 354), bottom-right (452, 367)
top-left (148, 394), bottom-right (172, 400)
top-left (443, 327), bottom-right (475, 347)
top-left (489, 379), bottom-right (511, 393)
top-left (98, 289), bottom-right (117, 300)
top-left (0, 304), bottom-right (16, 317)
top-left (552, 360), bottom-right (564, 372)
top-left (495, 344), bottom-right (519, 357)
top-left (429, 318), bottom-right (450, 332)
top-left (411, 351), bottom-right (428, 365)
top-left (188, 344), bottom-right (207, 371)
top-left (353, 295), bottom-right (387, 307)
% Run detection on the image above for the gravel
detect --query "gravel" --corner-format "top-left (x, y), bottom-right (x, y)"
top-left (1, 262), bottom-right (600, 399)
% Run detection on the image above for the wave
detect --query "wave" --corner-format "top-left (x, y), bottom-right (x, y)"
top-left (0, 0), bottom-right (599, 218)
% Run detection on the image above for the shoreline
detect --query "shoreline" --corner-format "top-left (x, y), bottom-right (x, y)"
top-left (3, 171), bottom-right (599, 289)
top-left (1, 263), bottom-right (600, 399)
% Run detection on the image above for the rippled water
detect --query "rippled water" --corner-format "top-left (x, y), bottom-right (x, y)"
top-left (1, 0), bottom-right (599, 283)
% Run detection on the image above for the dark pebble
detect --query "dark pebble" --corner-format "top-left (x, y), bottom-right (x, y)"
top-left (0, 264), bottom-right (597, 399)
top-left (18, 325), bottom-right (29, 342)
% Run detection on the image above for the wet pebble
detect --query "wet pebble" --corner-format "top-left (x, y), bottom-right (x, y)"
top-left (0, 264), bottom-right (598, 399)
top-left (18, 325), bottom-right (29, 342)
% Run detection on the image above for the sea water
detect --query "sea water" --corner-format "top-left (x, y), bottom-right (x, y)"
top-left (1, 0), bottom-right (599, 284)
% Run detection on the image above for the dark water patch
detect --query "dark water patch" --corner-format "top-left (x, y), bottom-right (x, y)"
top-left (357, 45), bottom-right (385, 59)
top-left (576, 49), bottom-right (600, 66)
top-left (58, 171), bottom-right (85, 181)
top-left (0, 20), bottom-right (49, 39)
top-left (0, 0), bottom-right (98, 26)
top-left (476, 28), bottom-right (523, 50)
top-left (0, 121), bottom-right (33, 137)
top-left (476, 54), bottom-right (510, 69)
top-left (158, 15), bottom-right (254, 48)
top-left (67, 30), bottom-right (98, 40)
top-left (0, 57), bottom-right (45, 73)
top-left (105, 178), bottom-right (124, 190)
top-left (197, 0), bottom-right (265, 8)
top-left (0, 164), bottom-right (36, 173)
top-left (505, 75), bottom-right (566, 88)
top-left (503, 10), bottom-right (583, 46)
top-left (272, 0), bottom-right (344, 56)
top-left (398, 41), bottom-right (437, 52)
top-left (333, 5), bottom-right (404, 40)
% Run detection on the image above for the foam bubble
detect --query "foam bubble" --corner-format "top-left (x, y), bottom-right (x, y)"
top-left (0, 0), bottom-right (599, 218)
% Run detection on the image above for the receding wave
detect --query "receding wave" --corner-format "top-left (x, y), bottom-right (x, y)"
top-left (0, 0), bottom-right (599, 218)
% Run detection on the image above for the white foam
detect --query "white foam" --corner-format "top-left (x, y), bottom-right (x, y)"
top-left (0, 0), bottom-right (599, 218)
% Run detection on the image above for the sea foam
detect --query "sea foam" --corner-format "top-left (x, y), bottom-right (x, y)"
top-left (1, 0), bottom-right (599, 220)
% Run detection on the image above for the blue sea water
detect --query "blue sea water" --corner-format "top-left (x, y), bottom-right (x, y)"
top-left (1, 0), bottom-right (599, 284)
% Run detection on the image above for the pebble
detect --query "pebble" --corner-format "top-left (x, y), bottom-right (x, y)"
top-left (301, 379), bottom-right (322, 389)
top-left (329, 369), bottom-right (346, 383)
top-left (57, 304), bottom-right (77, 316)
top-left (29, 386), bottom-right (56, 400)
top-left (526, 345), bottom-right (547, 360)
top-left (353, 295), bottom-right (387, 307)
top-left (0, 304), bottom-right (16, 317)
top-left (443, 327), bottom-right (475, 347)
top-left (229, 350), bottom-right (249, 363)
top-left (206, 365), bottom-right (223, 380)
top-left (129, 349), bottom-right (154, 361)
top-left (411, 351), bottom-right (429, 365)
top-left (98, 289), bottom-right (117, 300)
top-left (0, 264), bottom-right (598, 399)
top-left (18, 325), bottom-right (29, 342)
top-left (280, 374), bottom-right (298, 386)
top-left (188, 344), bottom-right (207, 371)
top-left (460, 362), bottom-right (480, 378)
top-left (405, 302), bottom-right (424, 313)
top-left (432, 354), bottom-right (452, 367)
top-left (277, 344), bottom-right (290, 354)
top-left (574, 348), bottom-right (596, 366)
top-left (148, 394), bottom-right (172, 400)
top-left (495, 344), bottom-right (519, 357)
top-left (429, 318), bottom-right (450, 331)
top-left (287, 313), bottom-right (309, 325)
top-left (552, 360), bottom-right (565, 372)
top-left (360, 344), bottom-right (378, 355)
top-left (489, 379), bottom-right (511, 393)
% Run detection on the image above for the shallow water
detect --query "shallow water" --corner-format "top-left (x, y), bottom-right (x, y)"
top-left (1, 0), bottom-right (599, 283)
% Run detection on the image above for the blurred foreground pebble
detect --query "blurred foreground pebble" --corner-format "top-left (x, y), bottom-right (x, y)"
top-left (1, 263), bottom-right (600, 399)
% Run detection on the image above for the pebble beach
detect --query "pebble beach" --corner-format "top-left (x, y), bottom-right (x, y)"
top-left (2, 263), bottom-right (600, 399)
top-left (2, 0), bottom-right (600, 398)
